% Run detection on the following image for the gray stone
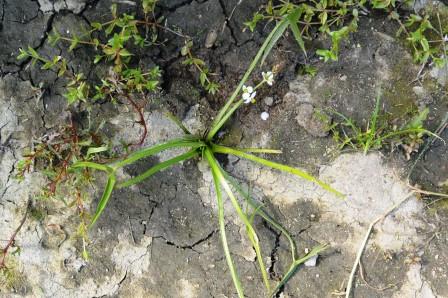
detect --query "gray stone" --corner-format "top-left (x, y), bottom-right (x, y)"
top-left (205, 29), bottom-right (218, 48)
top-left (263, 96), bottom-right (274, 106)
top-left (295, 103), bottom-right (332, 137)
top-left (430, 63), bottom-right (448, 86)
top-left (37, 0), bottom-right (87, 14)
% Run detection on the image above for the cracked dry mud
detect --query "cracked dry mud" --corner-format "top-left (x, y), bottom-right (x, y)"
top-left (1, 0), bottom-right (448, 297)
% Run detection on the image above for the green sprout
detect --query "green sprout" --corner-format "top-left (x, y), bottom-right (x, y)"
top-left (181, 39), bottom-right (220, 94)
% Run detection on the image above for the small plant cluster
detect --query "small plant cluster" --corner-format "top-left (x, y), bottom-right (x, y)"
top-left (68, 15), bottom-right (344, 297)
top-left (15, 119), bottom-right (116, 194)
top-left (394, 10), bottom-right (448, 66)
top-left (181, 40), bottom-right (220, 94)
top-left (9, 3), bottom-right (343, 296)
top-left (17, 3), bottom-right (164, 148)
top-left (13, 120), bottom-right (113, 258)
top-left (328, 92), bottom-right (435, 156)
top-left (12, 0), bottom-right (218, 223)
top-left (246, 0), bottom-right (448, 68)
top-left (17, 1), bottom-right (222, 143)
top-left (18, 3), bottom-right (162, 103)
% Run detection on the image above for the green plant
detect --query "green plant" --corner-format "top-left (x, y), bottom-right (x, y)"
top-left (181, 40), bottom-right (220, 94)
top-left (394, 12), bottom-right (448, 67)
top-left (16, 1), bottom-right (223, 147)
top-left (180, 40), bottom-right (219, 94)
top-left (245, 0), bottom-right (361, 62)
top-left (17, 4), bottom-right (165, 147)
top-left (246, 1), bottom-right (447, 68)
top-left (17, 5), bottom-right (162, 103)
top-left (14, 120), bottom-right (112, 259)
top-left (329, 92), bottom-right (436, 155)
top-left (70, 16), bottom-right (343, 297)
top-left (0, 261), bottom-right (24, 291)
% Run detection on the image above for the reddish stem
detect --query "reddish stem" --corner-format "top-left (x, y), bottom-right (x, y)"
top-left (0, 200), bottom-right (30, 269)
top-left (124, 94), bottom-right (148, 147)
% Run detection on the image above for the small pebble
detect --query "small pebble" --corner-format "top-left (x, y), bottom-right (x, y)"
top-left (304, 255), bottom-right (318, 267)
top-left (260, 111), bottom-right (269, 121)
top-left (263, 96), bottom-right (274, 106)
top-left (205, 29), bottom-right (218, 48)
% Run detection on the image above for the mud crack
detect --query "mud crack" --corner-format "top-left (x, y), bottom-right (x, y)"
top-left (217, 0), bottom-right (238, 45)
top-left (155, 228), bottom-right (218, 253)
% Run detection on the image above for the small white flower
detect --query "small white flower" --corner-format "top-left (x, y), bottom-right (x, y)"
top-left (444, 35), bottom-right (448, 42)
top-left (260, 111), bottom-right (269, 121)
top-left (242, 85), bottom-right (253, 94)
top-left (242, 85), bottom-right (256, 104)
top-left (262, 71), bottom-right (274, 86)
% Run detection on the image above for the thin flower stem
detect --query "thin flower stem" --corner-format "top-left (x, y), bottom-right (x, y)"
top-left (207, 20), bottom-right (286, 141)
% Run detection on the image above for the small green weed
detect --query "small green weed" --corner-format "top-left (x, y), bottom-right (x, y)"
top-left (393, 11), bottom-right (448, 67)
top-left (246, 1), bottom-right (447, 70)
top-left (0, 261), bottom-right (25, 291)
top-left (329, 92), bottom-right (436, 155)
top-left (181, 40), bottom-right (220, 94)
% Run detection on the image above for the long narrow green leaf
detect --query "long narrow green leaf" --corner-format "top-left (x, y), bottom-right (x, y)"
top-left (211, 144), bottom-right (344, 198)
top-left (86, 146), bottom-right (109, 159)
top-left (89, 174), bottom-right (116, 227)
top-left (219, 168), bottom-right (298, 261)
top-left (207, 19), bottom-right (289, 141)
top-left (364, 92), bottom-right (382, 153)
top-left (207, 150), bottom-right (271, 293)
top-left (219, 164), bottom-right (327, 296)
top-left (117, 149), bottom-right (199, 188)
top-left (245, 216), bottom-right (271, 293)
top-left (234, 148), bottom-right (282, 154)
top-left (113, 137), bottom-right (204, 168)
top-left (204, 149), bottom-right (244, 298)
top-left (376, 128), bottom-right (440, 144)
top-left (70, 161), bottom-right (113, 173)
top-left (260, 17), bottom-right (289, 66)
top-left (287, 7), bottom-right (307, 58)
top-left (210, 100), bottom-right (244, 140)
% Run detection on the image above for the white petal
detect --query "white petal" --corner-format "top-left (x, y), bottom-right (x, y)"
top-left (251, 91), bottom-right (257, 99)
top-left (247, 86), bottom-right (253, 93)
